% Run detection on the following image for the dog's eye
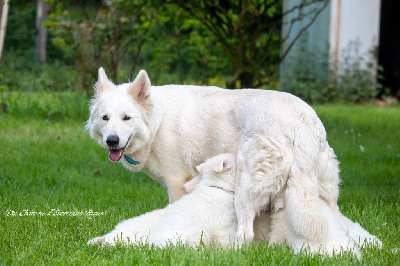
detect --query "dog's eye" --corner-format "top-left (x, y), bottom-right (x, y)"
top-left (123, 115), bottom-right (131, 121)
top-left (102, 115), bottom-right (109, 121)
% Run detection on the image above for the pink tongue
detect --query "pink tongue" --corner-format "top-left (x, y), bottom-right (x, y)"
top-left (109, 149), bottom-right (123, 161)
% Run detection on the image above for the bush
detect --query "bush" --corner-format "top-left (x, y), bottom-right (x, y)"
top-left (334, 42), bottom-right (380, 103)
top-left (1, 52), bottom-right (78, 93)
top-left (3, 91), bottom-right (88, 121)
top-left (283, 41), bottom-right (383, 104)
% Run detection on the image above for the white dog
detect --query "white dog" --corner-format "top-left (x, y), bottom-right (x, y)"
top-left (88, 153), bottom-right (237, 247)
top-left (268, 190), bottom-right (382, 258)
top-left (86, 68), bottom-right (342, 244)
top-left (269, 193), bottom-right (382, 258)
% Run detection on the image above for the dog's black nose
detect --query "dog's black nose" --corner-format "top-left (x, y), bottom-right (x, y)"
top-left (106, 135), bottom-right (120, 147)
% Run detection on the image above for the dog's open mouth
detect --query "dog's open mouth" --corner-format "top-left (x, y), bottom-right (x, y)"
top-left (108, 136), bottom-right (131, 162)
top-left (108, 148), bottom-right (124, 162)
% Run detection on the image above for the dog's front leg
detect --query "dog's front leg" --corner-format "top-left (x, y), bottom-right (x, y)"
top-left (235, 187), bottom-right (256, 245)
top-left (234, 163), bottom-right (258, 245)
top-left (166, 176), bottom-right (191, 203)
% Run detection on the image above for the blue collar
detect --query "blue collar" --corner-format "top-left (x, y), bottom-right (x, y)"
top-left (124, 155), bottom-right (140, 165)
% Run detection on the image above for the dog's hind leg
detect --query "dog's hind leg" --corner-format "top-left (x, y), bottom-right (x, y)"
top-left (340, 215), bottom-right (382, 247)
top-left (285, 126), bottom-right (329, 242)
top-left (235, 135), bottom-right (291, 245)
top-left (88, 208), bottom-right (166, 246)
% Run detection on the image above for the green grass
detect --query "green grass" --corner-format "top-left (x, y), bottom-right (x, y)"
top-left (2, 91), bottom-right (88, 121)
top-left (1, 99), bottom-right (399, 264)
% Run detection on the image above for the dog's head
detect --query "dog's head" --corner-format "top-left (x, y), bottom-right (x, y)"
top-left (195, 153), bottom-right (236, 191)
top-left (86, 68), bottom-right (153, 163)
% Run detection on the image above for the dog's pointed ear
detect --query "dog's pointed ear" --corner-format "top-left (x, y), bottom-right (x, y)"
top-left (128, 70), bottom-right (151, 106)
top-left (213, 159), bottom-right (232, 173)
top-left (94, 67), bottom-right (113, 96)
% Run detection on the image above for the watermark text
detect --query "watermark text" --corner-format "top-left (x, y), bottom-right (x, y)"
top-left (5, 209), bottom-right (104, 219)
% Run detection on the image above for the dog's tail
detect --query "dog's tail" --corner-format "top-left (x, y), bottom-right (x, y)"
top-left (317, 141), bottom-right (350, 234)
top-left (285, 125), bottom-right (331, 242)
top-left (317, 140), bottom-right (340, 208)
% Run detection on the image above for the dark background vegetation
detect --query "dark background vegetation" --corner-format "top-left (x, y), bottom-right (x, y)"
top-left (0, 0), bottom-right (396, 115)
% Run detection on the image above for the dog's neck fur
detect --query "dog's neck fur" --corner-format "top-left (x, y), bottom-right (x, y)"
top-left (121, 103), bottom-right (164, 174)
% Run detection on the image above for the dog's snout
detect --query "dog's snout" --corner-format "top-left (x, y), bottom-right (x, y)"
top-left (106, 135), bottom-right (120, 147)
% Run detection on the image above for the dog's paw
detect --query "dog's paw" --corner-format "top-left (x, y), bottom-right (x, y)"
top-left (235, 229), bottom-right (254, 248)
top-left (150, 240), bottom-right (168, 248)
top-left (361, 236), bottom-right (382, 248)
top-left (87, 236), bottom-right (105, 245)
top-left (373, 238), bottom-right (383, 248)
top-left (346, 222), bottom-right (382, 248)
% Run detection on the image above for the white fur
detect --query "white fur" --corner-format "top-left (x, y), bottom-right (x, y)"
top-left (269, 199), bottom-right (382, 258)
top-left (341, 215), bottom-right (382, 248)
top-left (88, 154), bottom-right (238, 248)
top-left (269, 199), bottom-right (359, 257)
top-left (87, 68), bottom-right (342, 244)
top-left (267, 185), bottom-right (382, 258)
top-left (87, 208), bottom-right (166, 246)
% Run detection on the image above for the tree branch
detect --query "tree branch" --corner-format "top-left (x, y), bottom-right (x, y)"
top-left (175, 2), bottom-right (237, 65)
top-left (129, 26), bottom-right (150, 80)
top-left (280, 0), bottom-right (329, 63)
top-left (282, 0), bottom-right (323, 17)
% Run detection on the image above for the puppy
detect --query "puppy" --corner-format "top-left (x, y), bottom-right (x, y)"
top-left (88, 153), bottom-right (237, 247)
top-left (149, 153), bottom-right (237, 247)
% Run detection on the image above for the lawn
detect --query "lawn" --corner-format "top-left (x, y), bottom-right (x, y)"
top-left (0, 100), bottom-right (399, 264)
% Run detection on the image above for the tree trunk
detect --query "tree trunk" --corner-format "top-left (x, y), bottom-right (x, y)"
top-left (238, 71), bottom-right (254, 88)
top-left (110, 46), bottom-right (119, 83)
top-left (129, 38), bottom-right (146, 81)
top-left (35, 0), bottom-right (49, 64)
top-left (226, 70), bottom-right (254, 89)
top-left (0, 0), bottom-right (9, 64)
top-left (174, 33), bottom-right (183, 84)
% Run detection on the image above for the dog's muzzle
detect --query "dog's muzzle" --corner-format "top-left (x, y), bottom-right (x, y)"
top-left (106, 135), bottom-right (120, 148)
top-left (107, 135), bottom-right (131, 162)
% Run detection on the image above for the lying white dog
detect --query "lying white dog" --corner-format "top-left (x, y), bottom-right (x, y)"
top-left (86, 68), bottom-right (341, 244)
top-left (88, 153), bottom-right (237, 247)
top-left (268, 190), bottom-right (382, 258)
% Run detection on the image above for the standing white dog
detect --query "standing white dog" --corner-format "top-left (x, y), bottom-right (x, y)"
top-left (86, 68), bottom-right (341, 244)
top-left (88, 153), bottom-right (237, 247)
